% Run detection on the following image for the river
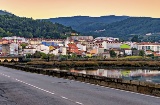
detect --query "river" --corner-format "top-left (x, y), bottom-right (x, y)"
top-left (51, 68), bottom-right (160, 83)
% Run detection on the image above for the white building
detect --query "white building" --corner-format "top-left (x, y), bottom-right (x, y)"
top-left (95, 37), bottom-right (119, 41)
top-left (69, 36), bottom-right (93, 40)
top-left (23, 47), bottom-right (36, 55)
top-left (50, 49), bottom-right (59, 55)
top-left (124, 49), bottom-right (132, 55)
top-left (9, 43), bottom-right (19, 55)
top-left (61, 47), bottom-right (67, 55)
top-left (102, 41), bottom-right (122, 50)
top-left (2, 36), bottom-right (27, 43)
top-left (36, 44), bottom-right (49, 54)
top-left (77, 44), bottom-right (86, 51)
top-left (137, 42), bottom-right (160, 51)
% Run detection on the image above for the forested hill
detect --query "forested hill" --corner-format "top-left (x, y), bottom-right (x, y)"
top-left (88, 17), bottom-right (160, 38)
top-left (0, 14), bottom-right (76, 38)
top-left (0, 10), bottom-right (12, 15)
top-left (47, 15), bottom-right (129, 32)
top-left (47, 15), bottom-right (160, 40)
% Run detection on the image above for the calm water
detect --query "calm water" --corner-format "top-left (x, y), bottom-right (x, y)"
top-left (51, 68), bottom-right (160, 83)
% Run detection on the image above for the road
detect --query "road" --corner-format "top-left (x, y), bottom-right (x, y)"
top-left (0, 66), bottom-right (160, 105)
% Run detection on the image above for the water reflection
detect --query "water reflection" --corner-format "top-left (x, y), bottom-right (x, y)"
top-left (69, 69), bottom-right (160, 83)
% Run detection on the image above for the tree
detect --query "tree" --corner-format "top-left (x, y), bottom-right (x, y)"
top-left (32, 51), bottom-right (41, 58)
top-left (26, 54), bottom-right (32, 58)
top-left (109, 50), bottom-right (117, 58)
top-left (131, 48), bottom-right (137, 50)
top-left (131, 35), bottom-right (139, 42)
top-left (139, 50), bottom-right (145, 57)
top-left (20, 43), bottom-right (28, 49)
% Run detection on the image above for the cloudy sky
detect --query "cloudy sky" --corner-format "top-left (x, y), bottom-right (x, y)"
top-left (0, 0), bottom-right (159, 19)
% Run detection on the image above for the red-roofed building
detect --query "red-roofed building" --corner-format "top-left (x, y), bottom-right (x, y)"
top-left (67, 43), bottom-right (79, 54)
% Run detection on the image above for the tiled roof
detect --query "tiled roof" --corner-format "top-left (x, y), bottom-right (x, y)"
top-left (138, 42), bottom-right (160, 45)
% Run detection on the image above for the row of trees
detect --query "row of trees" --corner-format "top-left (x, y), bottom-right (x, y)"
top-left (25, 50), bottom-right (147, 61)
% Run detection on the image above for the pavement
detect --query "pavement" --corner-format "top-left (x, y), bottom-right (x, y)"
top-left (0, 66), bottom-right (160, 105)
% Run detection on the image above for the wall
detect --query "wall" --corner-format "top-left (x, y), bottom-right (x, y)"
top-left (1, 63), bottom-right (160, 97)
top-left (0, 57), bottom-right (19, 62)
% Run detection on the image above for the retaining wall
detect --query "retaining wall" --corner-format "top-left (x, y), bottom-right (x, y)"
top-left (1, 63), bottom-right (160, 97)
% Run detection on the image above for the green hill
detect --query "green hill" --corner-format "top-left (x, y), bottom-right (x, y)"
top-left (47, 15), bottom-right (129, 32)
top-left (87, 17), bottom-right (160, 41)
top-left (0, 14), bottom-right (76, 38)
top-left (91, 17), bottom-right (160, 36)
top-left (47, 16), bottom-right (160, 41)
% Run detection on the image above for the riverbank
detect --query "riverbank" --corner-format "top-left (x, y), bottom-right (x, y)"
top-left (26, 60), bottom-right (160, 70)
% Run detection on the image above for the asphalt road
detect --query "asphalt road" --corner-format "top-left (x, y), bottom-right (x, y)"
top-left (0, 66), bottom-right (160, 105)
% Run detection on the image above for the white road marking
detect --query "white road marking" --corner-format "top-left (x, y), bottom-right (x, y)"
top-left (0, 73), bottom-right (84, 105)
top-left (61, 96), bottom-right (68, 99)
top-left (1, 66), bottom-right (160, 100)
top-left (1, 71), bottom-right (160, 100)
top-left (76, 102), bottom-right (83, 105)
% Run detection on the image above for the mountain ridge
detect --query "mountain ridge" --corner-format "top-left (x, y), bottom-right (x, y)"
top-left (0, 10), bottom-right (12, 15)
top-left (46, 15), bottom-right (129, 32)
top-left (0, 11), bottom-right (76, 39)
top-left (46, 15), bottom-right (160, 41)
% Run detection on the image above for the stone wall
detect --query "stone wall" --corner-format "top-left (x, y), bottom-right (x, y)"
top-left (1, 63), bottom-right (160, 97)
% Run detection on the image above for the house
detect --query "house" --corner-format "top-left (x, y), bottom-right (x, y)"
top-left (110, 48), bottom-right (121, 57)
top-left (48, 46), bottom-right (60, 55)
top-left (132, 50), bottom-right (140, 56)
top-left (120, 44), bottom-right (132, 55)
top-left (0, 39), bottom-right (10, 45)
top-left (89, 48), bottom-right (97, 55)
top-left (27, 38), bottom-right (42, 45)
top-left (102, 51), bottom-right (110, 58)
top-left (95, 37), bottom-right (119, 41)
top-left (145, 50), bottom-right (153, 55)
top-left (36, 44), bottom-right (49, 54)
top-left (1, 44), bottom-right (10, 56)
top-left (0, 39), bottom-right (19, 56)
top-left (77, 44), bottom-right (86, 51)
top-left (97, 47), bottom-right (104, 55)
top-left (51, 48), bottom-right (59, 56)
top-left (123, 49), bottom-right (132, 56)
top-left (153, 51), bottom-right (160, 57)
top-left (67, 43), bottom-right (79, 54)
top-left (0, 39), bottom-right (10, 56)
top-left (102, 41), bottom-right (122, 50)
top-left (61, 47), bottom-right (67, 55)
top-left (23, 47), bottom-right (36, 55)
top-left (69, 36), bottom-right (93, 41)
top-left (41, 39), bottom-right (64, 46)
top-left (2, 36), bottom-right (27, 44)
top-left (86, 41), bottom-right (95, 49)
top-left (137, 42), bottom-right (160, 52)
top-left (9, 43), bottom-right (19, 55)
top-left (94, 40), bottom-right (103, 47)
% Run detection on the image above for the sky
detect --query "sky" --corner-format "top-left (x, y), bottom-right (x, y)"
top-left (0, 0), bottom-right (159, 19)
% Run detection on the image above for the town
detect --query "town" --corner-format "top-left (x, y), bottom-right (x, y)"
top-left (0, 34), bottom-right (159, 62)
